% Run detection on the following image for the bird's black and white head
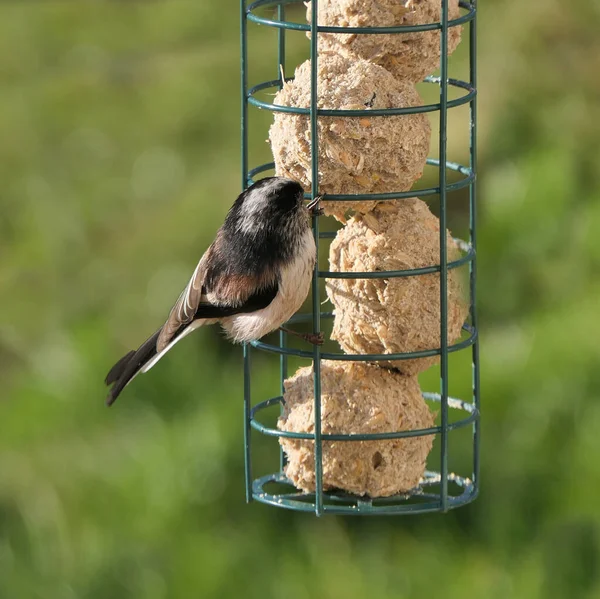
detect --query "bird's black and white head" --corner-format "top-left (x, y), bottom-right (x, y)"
top-left (221, 177), bottom-right (310, 263)
top-left (232, 177), bottom-right (306, 232)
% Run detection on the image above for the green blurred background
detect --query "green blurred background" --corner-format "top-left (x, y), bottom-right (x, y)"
top-left (1, 1), bottom-right (600, 597)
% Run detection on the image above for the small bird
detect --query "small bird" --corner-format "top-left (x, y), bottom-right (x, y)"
top-left (105, 177), bottom-right (321, 406)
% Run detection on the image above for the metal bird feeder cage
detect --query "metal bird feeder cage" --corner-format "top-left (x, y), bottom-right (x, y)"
top-left (241, 0), bottom-right (480, 515)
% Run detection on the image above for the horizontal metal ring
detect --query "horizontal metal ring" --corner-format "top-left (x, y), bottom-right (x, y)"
top-left (247, 160), bottom-right (474, 201)
top-left (252, 471), bottom-right (477, 515)
top-left (247, 0), bottom-right (475, 34)
top-left (288, 311), bottom-right (334, 323)
top-left (320, 239), bottom-right (474, 279)
top-left (248, 76), bottom-right (476, 117)
top-left (250, 323), bottom-right (477, 360)
top-left (250, 392), bottom-right (478, 441)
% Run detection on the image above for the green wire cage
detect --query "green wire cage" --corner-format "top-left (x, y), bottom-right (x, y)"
top-left (241, 0), bottom-right (480, 515)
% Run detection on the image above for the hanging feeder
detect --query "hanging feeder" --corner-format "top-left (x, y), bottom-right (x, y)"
top-left (240, 0), bottom-right (480, 515)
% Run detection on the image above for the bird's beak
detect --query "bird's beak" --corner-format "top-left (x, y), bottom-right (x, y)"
top-left (307, 195), bottom-right (322, 210)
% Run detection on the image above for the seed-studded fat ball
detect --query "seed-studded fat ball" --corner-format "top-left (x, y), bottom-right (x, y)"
top-left (326, 199), bottom-right (469, 374)
top-left (269, 53), bottom-right (430, 221)
top-left (278, 361), bottom-right (435, 497)
top-left (306, 0), bottom-right (462, 83)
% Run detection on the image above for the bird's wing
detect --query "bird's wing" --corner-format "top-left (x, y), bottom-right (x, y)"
top-left (140, 280), bottom-right (278, 375)
top-left (156, 244), bottom-right (279, 353)
top-left (156, 246), bottom-right (213, 352)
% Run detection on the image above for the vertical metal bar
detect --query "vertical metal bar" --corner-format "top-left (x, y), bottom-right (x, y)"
top-left (241, 0), bottom-right (248, 189)
top-left (469, 0), bottom-right (480, 491)
top-left (241, 0), bottom-right (252, 504)
top-left (277, 3), bottom-right (286, 87)
top-left (438, 0), bottom-right (450, 512)
top-left (277, 3), bottom-right (288, 475)
top-left (312, 207), bottom-right (323, 516)
top-left (277, 0), bottom-right (288, 475)
top-left (279, 329), bottom-right (288, 472)
top-left (243, 344), bottom-right (253, 503)
top-left (310, 0), bottom-right (323, 517)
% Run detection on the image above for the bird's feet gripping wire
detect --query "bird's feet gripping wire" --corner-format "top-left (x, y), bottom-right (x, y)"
top-left (279, 327), bottom-right (324, 346)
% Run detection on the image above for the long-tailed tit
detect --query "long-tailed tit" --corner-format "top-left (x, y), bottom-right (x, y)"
top-left (105, 177), bottom-right (321, 406)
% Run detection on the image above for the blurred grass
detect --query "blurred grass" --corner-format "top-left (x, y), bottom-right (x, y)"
top-left (1, 1), bottom-right (600, 598)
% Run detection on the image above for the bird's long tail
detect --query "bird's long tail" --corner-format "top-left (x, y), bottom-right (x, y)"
top-left (104, 320), bottom-right (210, 406)
top-left (104, 329), bottom-right (161, 407)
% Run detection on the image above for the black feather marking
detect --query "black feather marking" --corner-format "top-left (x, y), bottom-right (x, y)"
top-left (194, 281), bottom-right (278, 319)
top-left (235, 282), bottom-right (279, 312)
top-left (104, 350), bottom-right (136, 385)
top-left (105, 330), bottom-right (161, 407)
